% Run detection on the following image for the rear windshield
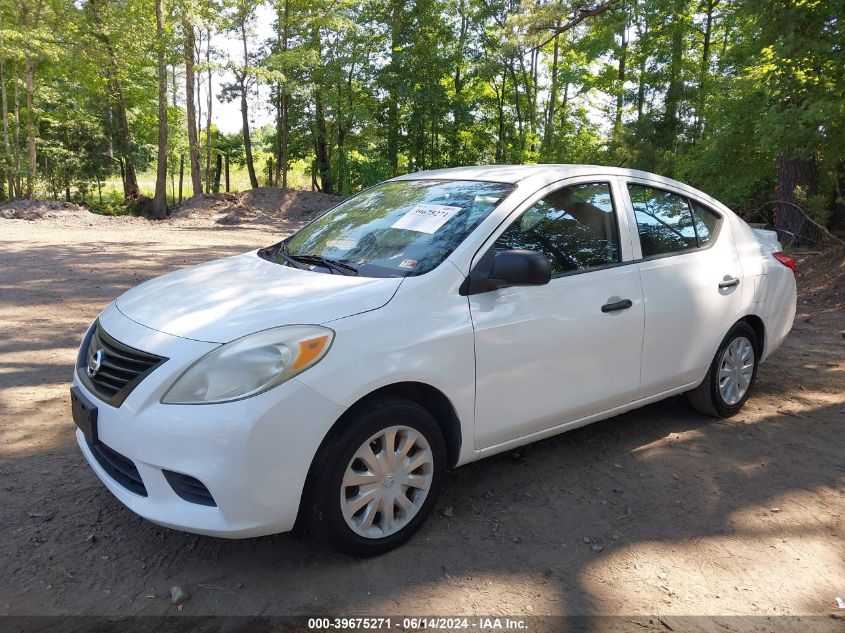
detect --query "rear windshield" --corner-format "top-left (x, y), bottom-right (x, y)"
top-left (261, 179), bottom-right (514, 278)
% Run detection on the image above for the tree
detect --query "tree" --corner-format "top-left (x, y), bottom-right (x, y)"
top-left (152, 0), bottom-right (168, 217)
top-left (742, 0), bottom-right (845, 241)
top-left (83, 0), bottom-right (150, 200)
top-left (220, 0), bottom-right (260, 189)
top-left (3, 0), bottom-right (844, 240)
top-left (183, 15), bottom-right (202, 196)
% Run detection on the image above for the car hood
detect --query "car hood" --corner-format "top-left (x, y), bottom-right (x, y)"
top-left (115, 252), bottom-right (403, 343)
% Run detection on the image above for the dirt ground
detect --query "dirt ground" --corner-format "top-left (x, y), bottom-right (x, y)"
top-left (0, 198), bottom-right (843, 628)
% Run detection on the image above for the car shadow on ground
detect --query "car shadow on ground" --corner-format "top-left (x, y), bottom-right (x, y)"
top-left (0, 239), bottom-right (843, 626)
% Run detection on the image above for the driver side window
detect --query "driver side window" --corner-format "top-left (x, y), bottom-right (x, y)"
top-left (494, 182), bottom-right (621, 276)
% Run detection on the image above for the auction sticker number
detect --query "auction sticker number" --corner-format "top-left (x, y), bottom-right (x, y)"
top-left (391, 204), bottom-right (462, 234)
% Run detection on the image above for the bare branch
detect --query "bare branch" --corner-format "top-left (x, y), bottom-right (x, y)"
top-left (531, 0), bottom-right (623, 50)
top-left (743, 199), bottom-right (845, 246)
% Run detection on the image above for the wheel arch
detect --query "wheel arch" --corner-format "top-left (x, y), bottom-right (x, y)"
top-left (738, 313), bottom-right (766, 356)
top-left (294, 381), bottom-right (463, 532)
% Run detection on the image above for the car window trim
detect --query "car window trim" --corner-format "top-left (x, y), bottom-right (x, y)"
top-left (621, 178), bottom-right (724, 262)
top-left (465, 175), bottom-right (633, 285)
top-left (494, 181), bottom-right (624, 279)
top-left (688, 198), bottom-right (723, 248)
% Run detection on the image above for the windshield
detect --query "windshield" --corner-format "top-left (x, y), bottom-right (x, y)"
top-left (262, 179), bottom-right (514, 278)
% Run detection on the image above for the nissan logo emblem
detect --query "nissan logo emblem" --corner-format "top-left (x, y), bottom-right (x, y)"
top-left (87, 349), bottom-right (104, 378)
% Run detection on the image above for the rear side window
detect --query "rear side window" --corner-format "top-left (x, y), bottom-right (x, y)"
top-left (628, 184), bottom-right (697, 257)
top-left (689, 200), bottom-right (721, 246)
top-left (495, 182), bottom-right (620, 275)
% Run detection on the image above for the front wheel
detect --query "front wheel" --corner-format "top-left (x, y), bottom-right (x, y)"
top-left (687, 322), bottom-right (760, 417)
top-left (306, 397), bottom-right (446, 556)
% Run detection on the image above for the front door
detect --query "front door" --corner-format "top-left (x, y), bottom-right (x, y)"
top-left (470, 180), bottom-right (645, 450)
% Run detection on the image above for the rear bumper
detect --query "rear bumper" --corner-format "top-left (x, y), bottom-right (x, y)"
top-left (760, 272), bottom-right (797, 362)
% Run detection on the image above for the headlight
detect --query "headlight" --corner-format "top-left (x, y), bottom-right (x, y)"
top-left (161, 325), bottom-right (334, 405)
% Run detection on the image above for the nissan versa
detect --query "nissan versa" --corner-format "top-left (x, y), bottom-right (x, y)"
top-left (71, 165), bottom-right (796, 556)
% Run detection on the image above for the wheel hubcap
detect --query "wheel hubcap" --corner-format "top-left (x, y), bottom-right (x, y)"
top-left (718, 336), bottom-right (755, 406)
top-left (340, 425), bottom-right (434, 539)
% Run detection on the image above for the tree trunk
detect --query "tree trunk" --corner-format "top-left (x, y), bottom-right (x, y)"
top-left (240, 83), bottom-right (258, 189)
top-left (508, 60), bottom-right (524, 155)
top-left (13, 60), bottom-right (21, 197)
top-left (775, 151), bottom-right (819, 244)
top-left (695, 0), bottom-right (716, 138)
top-left (278, 0), bottom-right (290, 189)
top-left (385, 0), bottom-right (401, 176)
top-left (18, 1), bottom-right (42, 199)
top-left (541, 29), bottom-right (560, 156)
top-left (183, 21), bottom-right (202, 196)
top-left (23, 51), bottom-right (35, 198)
top-left (495, 72), bottom-right (506, 163)
top-left (223, 154), bottom-right (228, 192)
top-left (113, 78), bottom-right (139, 199)
top-left (312, 25), bottom-right (333, 194)
top-left (635, 8), bottom-right (649, 124)
top-left (832, 162), bottom-right (845, 230)
top-left (1, 56), bottom-right (13, 199)
top-left (239, 23), bottom-right (259, 189)
top-left (170, 64), bottom-right (176, 106)
top-left (314, 87), bottom-right (332, 194)
top-left (151, 0), bottom-right (168, 218)
top-left (449, 0), bottom-right (470, 165)
top-left (659, 1), bottom-right (685, 151)
top-left (178, 153), bottom-right (184, 202)
top-left (90, 7), bottom-right (142, 201)
top-left (195, 33), bottom-right (202, 155)
top-left (614, 7), bottom-right (628, 135)
top-left (205, 28), bottom-right (213, 192)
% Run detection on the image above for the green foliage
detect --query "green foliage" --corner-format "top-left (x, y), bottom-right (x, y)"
top-left (1, 0), bottom-right (843, 227)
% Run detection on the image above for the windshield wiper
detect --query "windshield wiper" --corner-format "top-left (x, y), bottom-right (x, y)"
top-left (288, 253), bottom-right (359, 276)
top-left (275, 240), bottom-right (306, 270)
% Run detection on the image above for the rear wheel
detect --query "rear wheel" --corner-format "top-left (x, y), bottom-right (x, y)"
top-left (687, 322), bottom-right (759, 417)
top-left (306, 397), bottom-right (446, 556)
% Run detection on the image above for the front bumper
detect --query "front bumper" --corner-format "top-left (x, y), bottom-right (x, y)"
top-left (73, 305), bottom-right (345, 538)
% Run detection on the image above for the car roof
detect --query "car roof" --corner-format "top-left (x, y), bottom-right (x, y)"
top-left (394, 164), bottom-right (679, 186)
top-left (392, 164), bottom-right (732, 214)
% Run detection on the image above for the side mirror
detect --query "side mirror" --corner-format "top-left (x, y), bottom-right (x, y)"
top-left (462, 249), bottom-right (551, 295)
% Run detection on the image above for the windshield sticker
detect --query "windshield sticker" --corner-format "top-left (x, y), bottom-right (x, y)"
top-left (326, 238), bottom-right (356, 250)
top-left (399, 258), bottom-right (418, 269)
top-left (391, 203), bottom-right (462, 234)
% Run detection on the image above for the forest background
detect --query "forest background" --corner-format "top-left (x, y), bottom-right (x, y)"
top-left (1, 0), bottom-right (843, 241)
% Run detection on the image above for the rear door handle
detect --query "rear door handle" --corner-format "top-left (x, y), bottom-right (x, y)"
top-left (601, 299), bottom-right (633, 313)
top-left (719, 277), bottom-right (740, 289)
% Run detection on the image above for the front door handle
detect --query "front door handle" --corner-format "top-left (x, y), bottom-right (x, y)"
top-left (719, 276), bottom-right (740, 289)
top-left (601, 299), bottom-right (633, 313)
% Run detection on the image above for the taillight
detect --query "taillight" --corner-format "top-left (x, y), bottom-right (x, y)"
top-left (773, 251), bottom-right (795, 273)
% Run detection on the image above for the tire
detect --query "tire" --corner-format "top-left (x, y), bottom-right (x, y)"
top-left (305, 396), bottom-right (447, 557)
top-left (687, 322), bottom-right (760, 418)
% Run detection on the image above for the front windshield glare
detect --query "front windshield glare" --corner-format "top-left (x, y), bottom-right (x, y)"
top-left (282, 179), bottom-right (514, 277)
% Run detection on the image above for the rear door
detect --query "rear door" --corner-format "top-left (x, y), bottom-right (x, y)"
top-left (620, 178), bottom-right (743, 397)
top-left (470, 177), bottom-right (645, 449)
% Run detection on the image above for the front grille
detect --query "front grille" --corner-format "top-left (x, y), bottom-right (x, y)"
top-left (78, 321), bottom-right (166, 407)
top-left (163, 470), bottom-right (217, 506)
top-left (88, 440), bottom-right (147, 497)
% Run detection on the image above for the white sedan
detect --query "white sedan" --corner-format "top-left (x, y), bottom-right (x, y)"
top-left (71, 165), bottom-right (796, 556)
